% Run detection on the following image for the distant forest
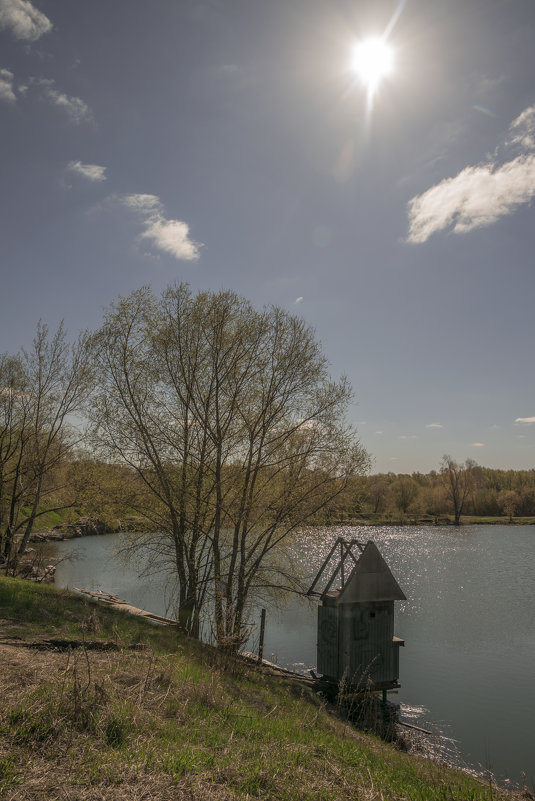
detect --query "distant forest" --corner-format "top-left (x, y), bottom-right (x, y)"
top-left (43, 455), bottom-right (535, 529)
top-left (341, 458), bottom-right (535, 524)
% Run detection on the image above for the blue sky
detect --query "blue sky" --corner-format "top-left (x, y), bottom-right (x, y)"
top-left (1, 0), bottom-right (534, 473)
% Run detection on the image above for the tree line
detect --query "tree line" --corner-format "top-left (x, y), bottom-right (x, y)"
top-left (355, 457), bottom-right (535, 524)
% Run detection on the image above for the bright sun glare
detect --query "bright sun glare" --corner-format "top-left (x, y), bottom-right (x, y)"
top-left (351, 37), bottom-right (394, 94)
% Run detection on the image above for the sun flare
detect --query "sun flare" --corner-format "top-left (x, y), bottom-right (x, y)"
top-left (351, 37), bottom-right (394, 94)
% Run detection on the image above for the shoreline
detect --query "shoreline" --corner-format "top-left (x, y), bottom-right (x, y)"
top-left (28, 514), bottom-right (153, 543)
top-left (28, 514), bottom-right (535, 546)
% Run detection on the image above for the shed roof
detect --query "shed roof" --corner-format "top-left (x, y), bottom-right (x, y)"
top-left (336, 541), bottom-right (406, 603)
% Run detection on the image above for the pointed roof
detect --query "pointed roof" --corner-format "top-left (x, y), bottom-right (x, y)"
top-left (336, 541), bottom-right (406, 603)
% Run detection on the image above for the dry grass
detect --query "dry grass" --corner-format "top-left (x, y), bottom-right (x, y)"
top-left (1, 645), bottom-right (233, 800)
top-left (0, 578), bottom-right (528, 801)
top-left (1, 643), bottom-right (524, 801)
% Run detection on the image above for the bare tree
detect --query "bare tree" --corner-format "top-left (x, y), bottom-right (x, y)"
top-left (440, 455), bottom-right (477, 526)
top-left (389, 475), bottom-right (420, 518)
top-left (366, 475), bottom-right (389, 514)
top-left (0, 354), bottom-right (30, 564)
top-left (90, 287), bottom-right (217, 635)
top-left (498, 489), bottom-right (519, 523)
top-left (1, 322), bottom-right (92, 573)
top-left (91, 284), bottom-right (369, 646)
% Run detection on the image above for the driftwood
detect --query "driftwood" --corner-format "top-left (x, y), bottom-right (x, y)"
top-left (73, 588), bottom-right (179, 626)
top-left (0, 638), bottom-right (146, 651)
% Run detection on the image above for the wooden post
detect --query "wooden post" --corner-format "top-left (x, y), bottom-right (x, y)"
top-left (340, 541), bottom-right (345, 587)
top-left (258, 608), bottom-right (266, 664)
top-left (381, 689), bottom-right (391, 740)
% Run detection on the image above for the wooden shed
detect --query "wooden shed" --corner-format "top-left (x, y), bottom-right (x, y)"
top-left (308, 539), bottom-right (406, 690)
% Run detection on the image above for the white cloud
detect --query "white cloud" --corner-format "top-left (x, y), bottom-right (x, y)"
top-left (407, 105), bottom-right (535, 243)
top-left (141, 218), bottom-right (200, 261)
top-left (425, 422), bottom-right (443, 429)
top-left (471, 442), bottom-right (485, 447)
top-left (375, 430), bottom-right (384, 435)
top-left (67, 160), bottom-right (107, 183)
top-left (0, 67), bottom-right (15, 103)
top-left (0, 0), bottom-right (52, 41)
top-left (399, 434), bottom-right (418, 440)
top-left (37, 78), bottom-right (91, 124)
top-left (515, 416), bottom-right (535, 424)
top-left (408, 155), bottom-right (535, 243)
top-left (294, 296), bottom-right (303, 304)
top-left (508, 106), bottom-right (535, 152)
top-left (121, 193), bottom-right (162, 214)
top-left (119, 193), bottom-right (202, 262)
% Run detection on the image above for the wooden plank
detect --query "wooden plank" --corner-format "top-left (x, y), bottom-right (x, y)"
top-left (73, 587), bottom-right (178, 626)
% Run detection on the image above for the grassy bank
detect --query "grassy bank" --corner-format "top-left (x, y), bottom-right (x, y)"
top-left (0, 578), bottom-right (524, 801)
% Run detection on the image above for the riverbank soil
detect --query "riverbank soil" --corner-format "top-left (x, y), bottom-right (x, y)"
top-left (0, 577), bottom-right (528, 801)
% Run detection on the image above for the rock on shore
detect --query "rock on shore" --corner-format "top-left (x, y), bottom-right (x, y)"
top-left (29, 516), bottom-right (109, 543)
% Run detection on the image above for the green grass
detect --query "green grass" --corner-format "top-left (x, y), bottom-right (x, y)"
top-left (0, 575), bottom-right (182, 650)
top-left (19, 504), bottom-right (80, 529)
top-left (0, 576), bottom-right (522, 801)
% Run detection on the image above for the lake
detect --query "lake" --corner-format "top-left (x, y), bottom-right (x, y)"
top-left (43, 524), bottom-right (535, 789)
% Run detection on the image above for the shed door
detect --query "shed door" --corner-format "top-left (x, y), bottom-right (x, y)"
top-left (339, 602), bottom-right (395, 686)
top-left (317, 605), bottom-right (338, 679)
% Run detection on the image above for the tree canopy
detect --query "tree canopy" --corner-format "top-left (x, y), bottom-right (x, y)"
top-left (90, 284), bottom-right (370, 644)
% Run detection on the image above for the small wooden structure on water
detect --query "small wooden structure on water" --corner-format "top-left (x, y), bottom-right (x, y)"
top-left (307, 539), bottom-right (406, 693)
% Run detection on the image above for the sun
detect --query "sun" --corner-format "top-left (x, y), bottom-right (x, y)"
top-left (350, 37), bottom-right (394, 94)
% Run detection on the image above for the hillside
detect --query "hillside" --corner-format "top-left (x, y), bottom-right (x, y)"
top-left (0, 578), bottom-right (525, 801)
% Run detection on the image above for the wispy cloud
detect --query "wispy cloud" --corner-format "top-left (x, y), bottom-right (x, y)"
top-left (471, 442), bottom-right (485, 447)
top-left (0, 0), bottom-right (52, 42)
top-left (507, 106), bottom-right (535, 152)
top-left (407, 105), bottom-right (535, 243)
top-left (0, 72), bottom-right (91, 125)
top-left (515, 416), bottom-right (535, 424)
top-left (120, 193), bottom-right (161, 214)
top-left (294, 296), bottom-right (303, 304)
top-left (37, 78), bottom-right (91, 124)
top-left (425, 422), bottom-right (443, 429)
top-left (118, 193), bottom-right (202, 262)
top-left (0, 67), bottom-right (16, 103)
top-left (67, 160), bottom-right (107, 183)
top-left (399, 434), bottom-right (418, 440)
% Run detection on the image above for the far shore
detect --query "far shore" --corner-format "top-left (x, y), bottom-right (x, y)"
top-left (27, 513), bottom-right (535, 545)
